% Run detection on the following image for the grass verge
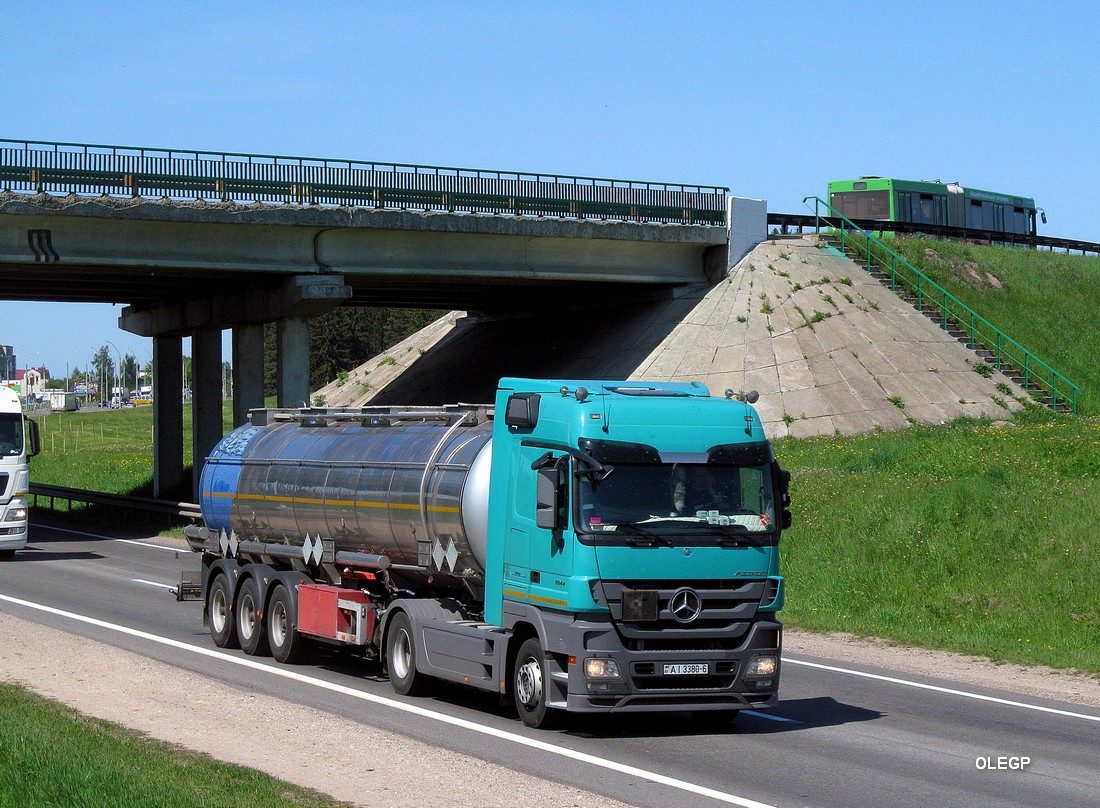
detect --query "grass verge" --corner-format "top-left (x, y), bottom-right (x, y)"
top-left (0, 683), bottom-right (347, 808)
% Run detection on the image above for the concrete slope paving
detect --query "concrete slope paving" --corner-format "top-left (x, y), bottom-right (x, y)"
top-left (317, 236), bottom-right (1027, 438)
top-left (629, 236), bottom-right (1026, 437)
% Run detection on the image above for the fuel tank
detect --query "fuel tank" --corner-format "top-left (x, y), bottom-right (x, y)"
top-left (198, 407), bottom-right (493, 581)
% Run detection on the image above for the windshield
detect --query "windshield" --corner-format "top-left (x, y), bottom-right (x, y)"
top-left (0, 413), bottom-right (23, 457)
top-left (578, 463), bottom-right (777, 543)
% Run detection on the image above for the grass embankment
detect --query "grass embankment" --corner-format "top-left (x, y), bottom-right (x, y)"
top-left (777, 410), bottom-right (1100, 673)
top-left (885, 237), bottom-right (1100, 415)
top-left (0, 684), bottom-right (347, 808)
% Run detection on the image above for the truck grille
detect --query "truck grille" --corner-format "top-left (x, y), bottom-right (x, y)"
top-left (593, 579), bottom-right (766, 650)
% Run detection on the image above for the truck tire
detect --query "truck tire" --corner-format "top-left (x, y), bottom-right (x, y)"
top-left (513, 638), bottom-right (557, 729)
top-left (267, 583), bottom-right (309, 664)
top-left (208, 574), bottom-right (239, 649)
top-left (235, 577), bottom-right (270, 656)
top-left (385, 611), bottom-right (429, 696)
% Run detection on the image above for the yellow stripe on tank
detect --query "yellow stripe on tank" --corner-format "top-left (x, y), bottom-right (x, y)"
top-left (206, 490), bottom-right (460, 513)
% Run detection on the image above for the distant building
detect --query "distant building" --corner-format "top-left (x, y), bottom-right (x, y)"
top-left (14, 368), bottom-right (47, 398)
top-left (0, 346), bottom-right (14, 382)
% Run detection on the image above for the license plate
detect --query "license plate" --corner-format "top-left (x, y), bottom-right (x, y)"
top-left (662, 663), bottom-right (709, 676)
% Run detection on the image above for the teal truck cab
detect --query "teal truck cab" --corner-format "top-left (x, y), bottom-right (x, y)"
top-left (183, 378), bottom-right (790, 727)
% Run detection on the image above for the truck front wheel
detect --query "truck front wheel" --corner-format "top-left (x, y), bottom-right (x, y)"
top-left (385, 611), bottom-right (429, 696)
top-left (513, 638), bottom-right (557, 729)
top-left (208, 574), bottom-right (239, 649)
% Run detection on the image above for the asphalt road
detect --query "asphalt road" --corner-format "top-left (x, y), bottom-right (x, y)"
top-left (1, 522), bottom-right (1097, 808)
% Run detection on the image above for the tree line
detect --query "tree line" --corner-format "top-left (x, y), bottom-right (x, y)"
top-left (263, 307), bottom-right (443, 395)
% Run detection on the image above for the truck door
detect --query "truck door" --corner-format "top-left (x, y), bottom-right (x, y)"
top-left (508, 448), bottom-right (574, 609)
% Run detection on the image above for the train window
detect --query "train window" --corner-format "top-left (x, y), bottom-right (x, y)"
top-left (830, 190), bottom-right (889, 219)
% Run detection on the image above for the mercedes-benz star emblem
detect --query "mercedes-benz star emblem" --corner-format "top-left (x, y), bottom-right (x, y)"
top-left (669, 588), bottom-right (702, 623)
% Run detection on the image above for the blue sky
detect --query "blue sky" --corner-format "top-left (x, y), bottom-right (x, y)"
top-left (2, 1), bottom-right (1096, 378)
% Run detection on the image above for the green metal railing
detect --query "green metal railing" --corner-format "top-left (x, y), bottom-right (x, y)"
top-left (0, 137), bottom-right (729, 225)
top-left (803, 196), bottom-right (1080, 414)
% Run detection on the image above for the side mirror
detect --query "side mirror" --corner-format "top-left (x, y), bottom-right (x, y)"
top-left (26, 419), bottom-right (41, 458)
top-left (535, 456), bottom-right (567, 530)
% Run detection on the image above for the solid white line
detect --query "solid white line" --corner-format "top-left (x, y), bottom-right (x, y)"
top-left (30, 523), bottom-right (182, 553)
top-left (0, 592), bottom-right (775, 808)
top-left (131, 579), bottom-right (176, 591)
top-left (784, 657), bottom-right (1100, 723)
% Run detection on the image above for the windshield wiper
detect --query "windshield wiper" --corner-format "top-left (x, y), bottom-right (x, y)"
top-left (613, 523), bottom-right (674, 546)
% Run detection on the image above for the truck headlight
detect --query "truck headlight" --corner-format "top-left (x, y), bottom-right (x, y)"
top-left (584, 657), bottom-right (622, 679)
top-left (746, 655), bottom-right (778, 677)
top-left (4, 498), bottom-right (27, 522)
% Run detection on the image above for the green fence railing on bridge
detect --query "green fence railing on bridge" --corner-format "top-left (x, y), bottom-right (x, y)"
top-left (0, 137), bottom-right (728, 225)
top-left (803, 196), bottom-right (1080, 414)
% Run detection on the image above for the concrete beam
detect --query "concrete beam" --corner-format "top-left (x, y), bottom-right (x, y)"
top-left (152, 336), bottom-right (184, 499)
top-left (119, 275), bottom-right (352, 338)
top-left (2, 196), bottom-right (725, 310)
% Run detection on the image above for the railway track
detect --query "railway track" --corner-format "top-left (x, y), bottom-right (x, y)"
top-left (767, 213), bottom-right (1100, 255)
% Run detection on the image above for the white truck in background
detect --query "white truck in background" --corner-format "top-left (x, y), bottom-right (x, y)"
top-left (0, 387), bottom-right (40, 560)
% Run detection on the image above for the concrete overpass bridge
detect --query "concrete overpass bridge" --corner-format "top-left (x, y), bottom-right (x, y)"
top-left (0, 138), bottom-right (764, 497)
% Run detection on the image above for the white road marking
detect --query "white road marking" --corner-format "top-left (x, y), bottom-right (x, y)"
top-left (783, 657), bottom-right (1100, 723)
top-left (131, 579), bottom-right (176, 591)
top-left (0, 592), bottom-right (776, 808)
top-left (31, 523), bottom-right (183, 554)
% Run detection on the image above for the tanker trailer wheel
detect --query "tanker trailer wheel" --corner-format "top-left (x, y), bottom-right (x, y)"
top-left (235, 577), bottom-right (270, 656)
top-left (385, 611), bottom-right (429, 696)
top-left (267, 583), bottom-right (309, 664)
top-left (208, 574), bottom-right (239, 649)
top-left (513, 638), bottom-right (557, 729)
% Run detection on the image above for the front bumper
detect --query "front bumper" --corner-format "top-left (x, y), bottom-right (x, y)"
top-left (0, 499), bottom-right (28, 550)
top-left (559, 616), bottom-right (782, 714)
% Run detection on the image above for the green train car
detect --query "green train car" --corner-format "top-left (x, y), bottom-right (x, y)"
top-left (827, 177), bottom-right (1040, 236)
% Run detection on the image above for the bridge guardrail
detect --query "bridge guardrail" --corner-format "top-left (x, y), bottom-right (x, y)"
top-left (0, 138), bottom-right (729, 226)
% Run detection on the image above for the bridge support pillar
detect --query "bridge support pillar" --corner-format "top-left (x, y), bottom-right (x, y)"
top-left (232, 323), bottom-right (265, 427)
top-left (192, 327), bottom-right (223, 498)
top-left (152, 336), bottom-right (184, 499)
top-left (276, 317), bottom-right (310, 408)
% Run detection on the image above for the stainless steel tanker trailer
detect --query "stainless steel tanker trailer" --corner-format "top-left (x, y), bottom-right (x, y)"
top-left (181, 377), bottom-right (790, 728)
